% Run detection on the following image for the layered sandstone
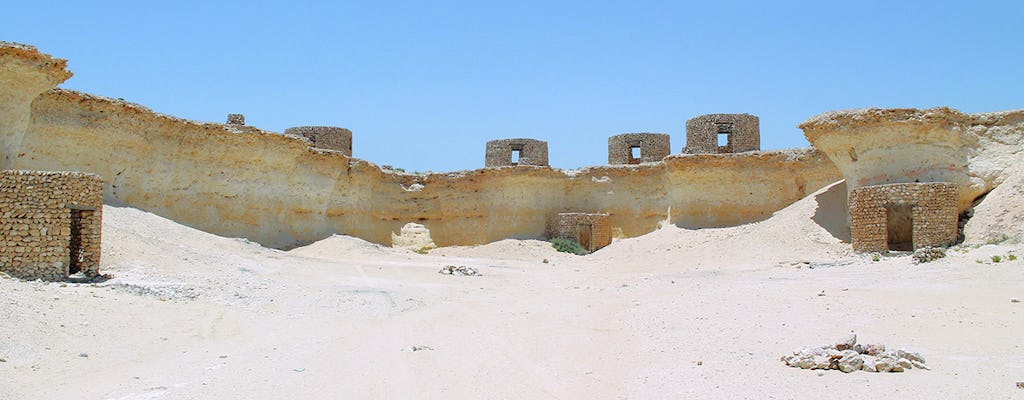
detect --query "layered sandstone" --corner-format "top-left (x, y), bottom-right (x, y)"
top-left (0, 42), bottom-right (845, 249)
top-left (800, 107), bottom-right (1024, 212)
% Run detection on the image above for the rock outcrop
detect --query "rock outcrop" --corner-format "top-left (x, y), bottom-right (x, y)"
top-left (0, 43), bottom-right (841, 249)
top-left (800, 108), bottom-right (1024, 212)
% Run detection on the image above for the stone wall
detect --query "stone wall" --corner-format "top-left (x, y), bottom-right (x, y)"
top-left (684, 114), bottom-right (760, 154)
top-left (848, 183), bottom-right (958, 252)
top-left (485, 138), bottom-right (549, 167)
top-left (546, 213), bottom-right (612, 252)
top-left (0, 170), bottom-right (103, 280)
top-left (608, 133), bottom-right (671, 164)
top-left (5, 43), bottom-right (843, 249)
top-left (284, 126), bottom-right (353, 156)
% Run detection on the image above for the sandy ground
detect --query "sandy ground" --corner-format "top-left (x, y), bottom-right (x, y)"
top-left (2, 181), bottom-right (1023, 399)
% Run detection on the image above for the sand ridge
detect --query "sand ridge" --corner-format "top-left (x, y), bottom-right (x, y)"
top-left (1, 179), bottom-right (1023, 399)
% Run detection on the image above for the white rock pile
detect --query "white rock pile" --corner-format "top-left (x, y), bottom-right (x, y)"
top-left (438, 265), bottom-right (480, 276)
top-left (781, 334), bottom-right (928, 373)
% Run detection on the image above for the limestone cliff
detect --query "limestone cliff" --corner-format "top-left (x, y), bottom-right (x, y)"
top-left (800, 107), bottom-right (1024, 212)
top-left (3, 42), bottom-right (844, 248)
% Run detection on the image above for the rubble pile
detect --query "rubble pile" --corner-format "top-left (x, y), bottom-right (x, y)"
top-left (782, 334), bottom-right (928, 373)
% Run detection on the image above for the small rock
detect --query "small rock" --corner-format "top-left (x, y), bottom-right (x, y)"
top-left (836, 334), bottom-right (857, 351)
top-left (896, 358), bottom-right (913, 370)
top-left (860, 355), bottom-right (877, 372)
top-left (0, 357), bottom-right (6, 362)
top-left (837, 351), bottom-right (863, 373)
top-left (1016, 381), bottom-right (1024, 389)
top-left (78, 352), bottom-right (88, 358)
top-left (1011, 298), bottom-right (1020, 303)
top-left (292, 368), bottom-right (305, 372)
top-left (911, 360), bottom-right (929, 370)
top-left (438, 265), bottom-right (480, 276)
top-left (817, 290), bottom-right (826, 297)
top-left (874, 357), bottom-right (895, 373)
top-left (862, 344), bottom-right (886, 356)
top-left (912, 247), bottom-right (946, 263)
top-left (542, 259), bottom-right (549, 264)
top-left (898, 350), bottom-right (925, 364)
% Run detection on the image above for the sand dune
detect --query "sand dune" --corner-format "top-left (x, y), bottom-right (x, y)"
top-left (2, 178), bottom-right (1023, 399)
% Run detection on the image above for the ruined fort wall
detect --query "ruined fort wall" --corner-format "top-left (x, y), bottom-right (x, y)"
top-left (14, 90), bottom-right (840, 248)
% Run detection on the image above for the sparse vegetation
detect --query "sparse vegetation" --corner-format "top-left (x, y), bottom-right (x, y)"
top-left (1008, 254), bottom-right (1017, 261)
top-left (414, 245), bottom-right (435, 254)
top-left (992, 255), bottom-right (1002, 263)
top-left (871, 254), bottom-right (880, 262)
top-left (550, 238), bottom-right (588, 255)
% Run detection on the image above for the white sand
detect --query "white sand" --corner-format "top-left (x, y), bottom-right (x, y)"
top-left (2, 181), bottom-right (1023, 399)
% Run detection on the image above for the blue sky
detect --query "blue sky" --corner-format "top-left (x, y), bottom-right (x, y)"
top-left (6, 1), bottom-right (1022, 171)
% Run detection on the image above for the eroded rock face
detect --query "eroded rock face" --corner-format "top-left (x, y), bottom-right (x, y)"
top-left (11, 89), bottom-right (841, 248)
top-left (0, 42), bottom-right (72, 169)
top-left (1, 43), bottom-right (842, 249)
top-left (800, 107), bottom-right (1024, 212)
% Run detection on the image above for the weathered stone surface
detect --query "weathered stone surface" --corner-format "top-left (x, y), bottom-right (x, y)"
top-left (782, 335), bottom-right (928, 374)
top-left (838, 350), bottom-right (863, 373)
top-left (13, 86), bottom-right (841, 248)
top-left (801, 107), bottom-right (1024, 213)
top-left (546, 213), bottom-right (612, 252)
top-left (485, 138), bottom-right (548, 167)
top-left (836, 334), bottom-right (857, 351)
top-left (849, 183), bottom-right (959, 252)
top-left (0, 170), bottom-right (103, 281)
top-left (284, 126), bottom-right (352, 156)
top-left (684, 114), bottom-right (759, 154)
top-left (912, 246), bottom-right (947, 263)
top-left (608, 133), bottom-right (670, 164)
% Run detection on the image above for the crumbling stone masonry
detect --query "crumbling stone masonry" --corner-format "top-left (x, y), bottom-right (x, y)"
top-left (226, 114), bottom-right (245, 125)
top-left (684, 114), bottom-right (760, 154)
top-left (608, 133), bottom-right (671, 164)
top-left (849, 183), bottom-right (958, 252)
top-left (485, 138), bottom-right (549, 167)
top-left (0, 170), bottom-right (103, 281)
top-left (546, 213), bottom-right (612, 252)
top-left (284, 126), bottom-right (353, 156)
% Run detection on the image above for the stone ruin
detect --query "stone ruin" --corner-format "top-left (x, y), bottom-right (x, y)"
top-left (849, 182), bottom-right (958, 252)
top-left (284, 126), bottom-right (353, 156)
top-left (546, 213), bottom-right (612, 252)
top-left (0, 170), bottom-right (103, 281)
top-left (608, 133), bottom-right (671, 165)
top-left (485, 138), bottom-right (549, 167)
top-left (782, 334), bottom-right (928, 373)
top-left (226, 113), bottom-right (245, 125)
top-left (684, 113), bottom-right (760, 154)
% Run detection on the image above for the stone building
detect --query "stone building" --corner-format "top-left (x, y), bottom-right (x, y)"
top-left (684, 114), bottom-right (760, 154)
top-left (848, 182), bottom-right (958, 252)
top-left (608, 133), bottom-right (671, 164)
top-left (226, 114), bottom-right (245, 125)
top-left (284, 126), bottom-right (353, 156)
top-left (546, 213), bottom-right (612, 252)
top-left (485, 138), bottom-right (549, 167)
top-left (0, 170), bottom-right (103, 281)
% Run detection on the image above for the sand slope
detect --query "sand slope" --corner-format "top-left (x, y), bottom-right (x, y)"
top-left (2, 187), bottom-right (1023, 399)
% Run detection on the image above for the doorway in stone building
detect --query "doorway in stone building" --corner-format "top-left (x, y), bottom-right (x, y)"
top-left (885, 204), bottom-right (914, 251)
top-left (577, 223), bottom-right (593, 252)
top-left (68, 209), bottom-right (89, 274)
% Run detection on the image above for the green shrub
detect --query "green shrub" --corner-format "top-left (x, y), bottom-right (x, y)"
top-left (551, 238), bottom-right (587, 255)
top-left (1008, 254), bottom-right (1017, 261)
top-left (992, 255), bottom-right (1002, 263)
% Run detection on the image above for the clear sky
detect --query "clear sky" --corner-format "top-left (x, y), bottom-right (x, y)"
top-left (5, 1), bottom-right (1022, 171)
